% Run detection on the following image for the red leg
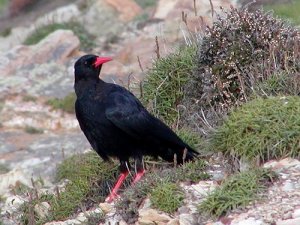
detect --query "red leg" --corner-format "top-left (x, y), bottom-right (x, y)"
top-left (132, 169), bottom-right (145, 184)
top-left (105, 171), bottom-right (129, 203)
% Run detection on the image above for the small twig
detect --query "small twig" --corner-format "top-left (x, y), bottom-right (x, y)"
top-left (182, 148), bottom-right (188, 164)
top-left (193, 0), bottom-right (197, 16)
top-left (127, 72), bottom-right (133, 91)
top-left (155, 36), bottom-right (160, 59)
top-left (209, 0), bottom-right (214, 18)
top-left (173, 154), bottom-right (177, 168)
top-left (31, 177), bottom-right (39, 200)
top-left (139, 81), bottom-right (143, 99)
top-left (55, 186), bottom-right (60, 200)
top-left (137, 56), bottom-right (144, 72)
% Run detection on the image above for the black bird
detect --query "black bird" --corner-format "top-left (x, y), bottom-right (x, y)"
top-left (74, 54), bottom-right (198, 202)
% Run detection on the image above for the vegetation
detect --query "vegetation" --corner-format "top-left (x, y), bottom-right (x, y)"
top-left (185, 7), bottom-right (300, 114)
top-left (199, 168), bottom-right (276, 218)
top-left (264, 0), bottom-right (300, 25)
top-left (21, 152), bottom-right (120, 224)
top-left (210, 96), bottom-right (300, 163)
top-left (25, 126), bottom-right (44, 134)
top-left (134, 0), bottom-right (157, 9)
top-left (23, 22), bottom-right (95, 50)
top-left (46, 92), bottom-right (76, 114)
top-left (143, 46), bottom-right (197, 126)
top-left (0, 163), bottom-right (9, 174)
top-left (150, 181), bottom-right (184, 213)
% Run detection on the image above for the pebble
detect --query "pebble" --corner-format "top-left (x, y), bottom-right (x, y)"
top-left (276, 217), bottom-right (300, 225)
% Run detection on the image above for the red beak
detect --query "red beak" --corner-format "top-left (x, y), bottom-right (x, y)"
top-left (93, 56), bottom-right (113, 68)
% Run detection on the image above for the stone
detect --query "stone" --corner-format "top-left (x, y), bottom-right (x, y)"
top-left (0, 30), bottom-right (80, 98)
top-left (0, 168), bottom-right (31, 195)
top-left (99, 202), bottom-right (113, 214)
top-left (282, 181), bottom-right (296, 192)
top-left (82, 0), bottom-right (125, 38)
top-left (167, 219), bottom-right (180, 225)
top-left (106, 0), bottom-right (142, 22)
top-left (34, 202), bottom-right (51, 219)
top-left (179, 214), bottom-right (196, 225)
top-left (276, 218), bottom-right (300, 225)
top-left (293, 208), bottom-right (300, 218)
top-left (231, 217), bottom-right (265, 225)
top-left (0, 4), bottom-right (80, 52)
top-left (3, 195), bottom-right (26, 213)
top-left (138, 209), bottom-right (172, 224)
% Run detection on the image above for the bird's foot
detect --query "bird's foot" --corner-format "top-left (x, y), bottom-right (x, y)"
top-left (105, 171), bottom-right (129, 203)
top-left (132, 169), bottom-right (145, 184)
top-left (105, 191), bottom-right (120, 203)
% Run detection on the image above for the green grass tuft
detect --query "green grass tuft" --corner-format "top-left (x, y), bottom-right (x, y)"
top-left (21, 152), bottom-right (119, 224)
top-left (135, 0), bottom-right (157, 9)
top-left (23, 22), bottom-right (95, 50)
top-left (264, 0), bottom-right (300, 25)
top-left (0, 163), bottom-right (9, 174)
top-left (46, 92), bottom-right (76, 114)
top-left (143, 46), bottom-right (197, 126)
top-left (25, 126), bottom-right (44, 134)
top-left (210, 96), bottom-right (300, 163)
top-left (199, 168), bottom-right (276, 218)
top-left (150, 181), bottom-right (184, 213)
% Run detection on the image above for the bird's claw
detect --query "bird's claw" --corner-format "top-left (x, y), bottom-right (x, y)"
top-left (105, 192), bottom-right (120, 203)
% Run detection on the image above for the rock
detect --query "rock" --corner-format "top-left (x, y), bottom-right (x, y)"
top-left (276, 218), bottom-right (300, 225)
top-left (0, 168), bottom-right (31, 195)
top-left (34, 201), bottom-right (51, 219)
top-left (179, 213), bottom-right (196, 225)
top-left (167, 219), bottom-right (180, 225)
top-left (231, 218), bottom-right (266, 225)
top-left (82, 0), bottom-right (125, 38)
top-left (106, 0), bottom-right (142, 22)
top-left (0, 4), bottom-right (80, 52)
top-left (138, 209), bottom-right (172, 225)
top-left (3, 195), bottom-right (26, 213)
top-left (0, 30), bottom-right (80, 98)
top-left (293, 208), bottom-right (300, 218)
top-left (99, 202), bottom-right (113, 214)
top-left (282, 181), bottom-right (296, 192)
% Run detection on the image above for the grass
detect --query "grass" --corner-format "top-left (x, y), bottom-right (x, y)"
top-left (142, 45), bottom-right (197, 126)
top-left (21, 152), bottom-right (119, 224)
top-left (46, 92), bottom-right (76, 114)
top-left (0, 163), bottom-right (9, 174)
top-left (150, 181), bottom-right (184, 213)
top-left (23, 22), bottom-right (95, 50)
top-left (25, 126), bottom-right (44, 134)
top-left (264, 0), bottom-right (300, 25)
top-left (198, 168), bottom-right (276, 218)
top-left (210, 96), bottom-right (300, 163)
top-left (134, 0), bottom-right (157, 9)
top-left (117, 158), bottom-right (209, 222)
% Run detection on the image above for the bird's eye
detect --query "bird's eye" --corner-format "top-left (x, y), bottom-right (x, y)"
top-left (84, 61), bottom-right (88, 65)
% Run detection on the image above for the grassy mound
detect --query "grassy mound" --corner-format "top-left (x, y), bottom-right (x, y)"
top-left (21, 152), bottom-right (119, 224)
top-left (185, 7), bottom-right (300, 113)
top-left (210, 96), bottom-right (300, 163)
top-left (46, 92), bottom-right (76, 114)
top-left (142, 46), bottom-right (197, 126)
top-left (199, 168), bottom-right (276, 218)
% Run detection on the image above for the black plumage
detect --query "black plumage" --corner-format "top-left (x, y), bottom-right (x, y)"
top-left (74, 54), bottom-right (198, 201)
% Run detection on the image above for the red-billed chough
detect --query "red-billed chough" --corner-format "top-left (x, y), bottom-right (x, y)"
top-left (74, 54), bottom-right (198, 202)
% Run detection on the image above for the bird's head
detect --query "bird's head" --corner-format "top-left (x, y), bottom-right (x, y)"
top-left (74, 54), bottom-right (112, 82)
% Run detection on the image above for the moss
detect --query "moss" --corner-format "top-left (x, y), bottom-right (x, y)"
top-left (25, 126), bottom-right (44, 134)
top-left (23, 22), bottom-right (95, 50)
top-left (199, 168), bottom-right (276, 218)
top-left (46, 92), bottom-right (76, 114)
top-left (134, 0), bottom-right (157, 9)
top-left (210, 96), bottom-right (300, 163)
top-left (150, 181), bottom-right (184, 213)
top-left (143, 45), bottom-right (197, 126)
top-left (0, 163), bottom-right (9, 174)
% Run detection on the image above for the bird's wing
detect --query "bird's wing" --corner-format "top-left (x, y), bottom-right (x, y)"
top-left (105, 90), bottom-right (185, 146)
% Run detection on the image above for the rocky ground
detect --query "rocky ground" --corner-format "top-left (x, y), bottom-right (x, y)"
top-left (1, 0), bottom-right (299, 225)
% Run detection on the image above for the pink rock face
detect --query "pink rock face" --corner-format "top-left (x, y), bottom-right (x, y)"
top-left (0, 30), bottom-right (80, 77)
top-left (105, 0), bottom-right (142, 22)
